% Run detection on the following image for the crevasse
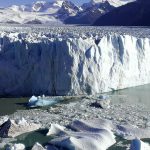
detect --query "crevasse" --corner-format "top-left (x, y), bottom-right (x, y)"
top-left (0, 34), bottom-right (150, 96)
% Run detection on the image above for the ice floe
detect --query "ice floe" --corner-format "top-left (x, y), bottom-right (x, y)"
top-left (116, 124), bottom-right (150, 140)
top-left (0, 118), bottom-right (41, 138)
top-left (47, 119), bottom-right (116, 150)
top-left (28, 96), bottom-right (63, 108)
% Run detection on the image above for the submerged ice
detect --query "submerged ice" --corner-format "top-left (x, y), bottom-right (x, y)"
top-left (1, 27), bottom-right (150, 96)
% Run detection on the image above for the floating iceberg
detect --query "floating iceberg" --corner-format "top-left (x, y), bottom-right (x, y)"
top-left (28, 96), bottom-right (64, 108)
top-left (98, 95), bottom-right (110, 100)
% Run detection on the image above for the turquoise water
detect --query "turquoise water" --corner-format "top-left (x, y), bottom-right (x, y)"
top-left (15, 129), bottom-right (51, 150)
top-left (110, 84), bottom-right (150, 109)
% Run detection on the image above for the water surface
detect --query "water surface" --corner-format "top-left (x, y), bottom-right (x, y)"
top-left (0, 97), bottom-right (28, 116)
top-left (110, 84), bottom-right (150, 109)
top-left (0, 84), bottom-right (150, 116)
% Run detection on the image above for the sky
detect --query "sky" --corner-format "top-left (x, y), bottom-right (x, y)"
top-left (0, 0), bottom-right (89, 7)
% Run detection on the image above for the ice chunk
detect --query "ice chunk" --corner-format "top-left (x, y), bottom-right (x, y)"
top-left (130, 139), bottom-right (150, 150)
top-left (15, 118), bottom-right (27, 126)
top-left (98, 95), bottom-right (110, 100)
top-left (47, 124), bottom-right (66, 136)
top-left (8, 119), bottom-right (41, 138)
top-left (70, 119), bottom-right (114, 131)
top-left (48, 119), bottom-right (116, 150)
top-left (29, 96), bottom-right (38, 102)
top-left (116, 124), bottom-right (150, 140)
top-left (28, 96), bottom-right (64, 108)
top-left (0, 119), bottom-right (11, 138)
top-left (6, 143), bottom-right (25, 150)
top-left (31, 142), bottom-right (46, 150)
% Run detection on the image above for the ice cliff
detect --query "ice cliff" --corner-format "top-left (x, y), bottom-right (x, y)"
top-left (0, 30), bottom-right (150, 96)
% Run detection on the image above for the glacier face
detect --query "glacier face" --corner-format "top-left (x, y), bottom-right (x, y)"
top-left (0, 29), bottom-right (150, 96)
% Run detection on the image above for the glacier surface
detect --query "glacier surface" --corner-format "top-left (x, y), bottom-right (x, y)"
top-left (0, 26), bottom-right (150, 96)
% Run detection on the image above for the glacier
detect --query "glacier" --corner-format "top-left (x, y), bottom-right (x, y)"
top-left (0, 28), bottom-right (150, 96)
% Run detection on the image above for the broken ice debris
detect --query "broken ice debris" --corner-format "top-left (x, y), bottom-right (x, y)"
top-left (90, 95), bottom-right (110, 109)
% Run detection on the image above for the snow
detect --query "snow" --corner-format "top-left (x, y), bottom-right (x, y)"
top-left (108, 0), bottom-right (136, 7)
top-left (0, 0), bottom-right (135, 24)
top-left (0, 0), bottom-right (80, 24)
top-left (0, 8), bottom-right (61, 24)
top-left (86, 0), bottom-right (135, 8)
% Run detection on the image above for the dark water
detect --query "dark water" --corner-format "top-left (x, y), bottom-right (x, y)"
top-left (0, 97), bottom-right (80, 116)
top-left (1, 84), bottom-right (150, 116)
top-left (15, 129), bottom-right (51, 150)
top-left (0, 97), bottom-right (29, 116)
top-left (109, 137), bottom-right (150, 150)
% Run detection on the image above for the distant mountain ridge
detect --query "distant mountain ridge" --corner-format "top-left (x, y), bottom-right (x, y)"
top-left (0, 0), bottom-right (81, 24)
top-left (93, 0), bottom-right (150, 26)
top-left (65, 0), bottom-right (135, 25)
top-left (65, 0), bottom-right (114, 25)
top-left (0, 0), bottom-right (136, 24)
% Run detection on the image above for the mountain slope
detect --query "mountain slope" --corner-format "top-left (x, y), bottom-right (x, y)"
top-left (93, 0), bottom-right (150, 26)
top-left (0, 0), bottom-right (137, 25)
top-left (65, 1), bottom-right (114, 25)
top-left (65, 0), bottom-right (135, 25)
top-left (0, 0), bottom-right (79, 24)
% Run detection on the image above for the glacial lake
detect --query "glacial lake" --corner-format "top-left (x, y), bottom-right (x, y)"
top-left (0, 84), bottom-right (150, 116)
top-left (110, 84), bottom-right (150, 109)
